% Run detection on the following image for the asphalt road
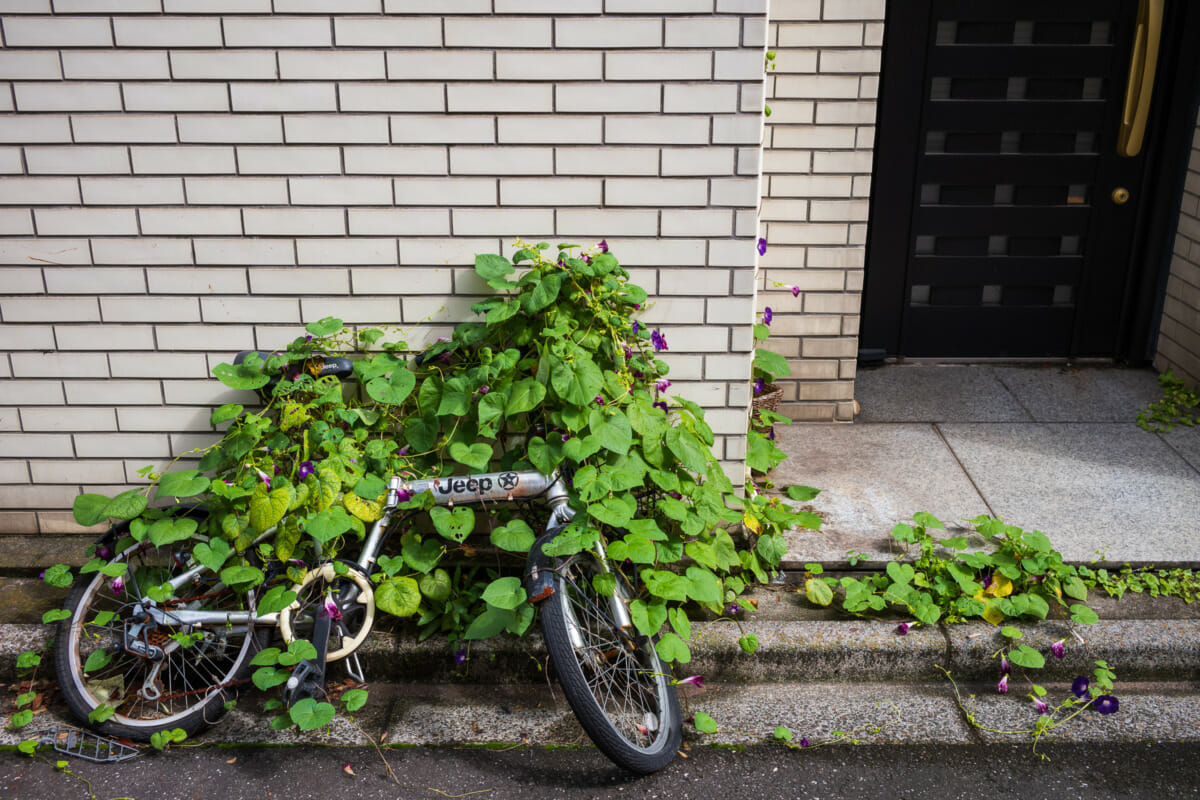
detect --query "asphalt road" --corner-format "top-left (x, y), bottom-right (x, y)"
top-left (3, 742), bottom-right (1199, 800)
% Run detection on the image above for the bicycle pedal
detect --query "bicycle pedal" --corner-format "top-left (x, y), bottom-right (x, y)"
top-left (41, 726), bottom-right (139, 763)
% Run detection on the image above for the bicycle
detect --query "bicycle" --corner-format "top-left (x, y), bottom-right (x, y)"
top-left (55, 433), bottom-right (683, 774)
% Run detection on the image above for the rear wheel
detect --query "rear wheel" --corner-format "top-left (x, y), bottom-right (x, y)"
top-left (55, 534), bottom-right (265, 741)
top-left (539, 550), bottom-right (681, 774)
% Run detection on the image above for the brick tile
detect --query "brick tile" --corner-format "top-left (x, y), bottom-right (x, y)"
top-left (132, 146), bottom-right (237, 175)
top-left (123, 82), bottom-right (230, 112)
top-left (250, 267), bottom-right (349, 295)
top-left (557, 18), bottom-right (662, 48)
top-left (500, 178), bottom-right (602, 206)
top-left (393, 177), bottom-right (496, 206)
top-left (155, 324), bottom-right (254, 351)
top-left (334, 17), bottom-right (442, 47)
top-left (607, 178), bottom-right (707, 207)
top-left (290, 177), bottom-right (393, 205)
top-left (0, 208), bottom-right (35, 234)
top-left (170, 49), bottom-right (278, 79)
top-left (52, 323), bottom-right (155, 349)
top-left (231, 83), bottom-right (338, 112)
top-left (29, 460), bottom-right (125, 485)
top-left (194, 238), bottom-right (295, 265)
top-left (298, 238), bottom-right (398, 265)
top-left (556, 83), bottom-right (661, 113)
top-left (10, 351), bottom-right (108, 377)
top-left (556, 208), bottom-right (658, 236)
top-left (92, 237), bottom-right (192, 265)
top-left (496, 0), bottom-right (600, 9)
top-left (278, 0), bottom-right (377, 9)
top-left (451, 208), bottom-right (553, 236)
top-left (344, 145), bottom-right (448, 174)
top-left (101, 296), bottom-right (202, 322)
top-left (244, 207), bottom-right (346, 236)
top-left (713, 114), bottom-right (764, 144)
top-left (301, 296), bottom-right (399, 322)
top-left (555, 146), bottom-right (659, 175)
top-left (388, 49), bottom-right (493, 80)
top-left (661, 147), bottom-right (735, 176)
top-left (663, 84), bottom-right (738, 113)
top-left (117, 406), bottom-right (212, 432)
top-left (606, 51), bottom-right (712, 81)
top-left (447, 83), bottom-right (553, 113)
top-left (285, 114), bottom-right (390, 143)
top-left (497, 116), bottom-right (602, 144)
top-left (349, 208), bottom-right (450, 235)
top-left (224, 16), bottom-right (332, 47)
top-left (73, 433), bottom-right (171, 458)
top-left (0, 177), bottom-right (80, 205)
top-left (184, 177), bottom-right (287, 205)
top-left (450, 146), bottom-right (553, 175)
top-left (350, 266), bottom-right (452, 294)
top-left (236, 146), bottom-right (342, 174)
top-left (140, 207), bottom-right (244, 235)
top-left (201, 296), bottom-right (300, 323)
top-left (34, 208), bottom-right (138, 236)
top-left (445, 17), bottom-right (552, 47)
top-left (662, 208), bottom-right (732, 236)
top-left (606, 115), bottom-right (709, 144)
top-left (777, 22), bottom-right (863, 47)
top-left (44, 268), bottom-right (146, 295)
top-left (0, 324), bottom-right (53, 349)
top-left (338, 83), bottom-right (444, 112)
top-left (179, 115), bottom-right (283, 143)
top-left (0, 115), bottom-right (73, 143)
top-left (0, 434), bottom-right (74, 459)
top-left (0, 237), bottom-right (92, 266)
top-left (496, 51), bottom-right (601, 81)
top-left (62, 50), bottom-right (169, 79)
top-left (0, 50), bottom-right (62, 79)
top-left (0, 380), bottom-right (64, 406)
top-left (145, 267), bottom-right (248, 294)
top-left (71, 115), bottom-right (179, 144)
top-left (391, 115), bottom-right (495, 144)
top-left (114, 17), bottom-right (223, 47)
top-left (3, 16), bottom-right (113, 47)
top-left (714, 50), bottom-right (763, 80)
top-left (388, 0), bottom-right (488, 9)
top-left (665, 17), bottom-right (740, 47)
top-left (14, 82), bottom-right (121, 112)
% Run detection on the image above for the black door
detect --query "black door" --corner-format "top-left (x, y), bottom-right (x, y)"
top-left (862, 0), bottom-right (1198, 358)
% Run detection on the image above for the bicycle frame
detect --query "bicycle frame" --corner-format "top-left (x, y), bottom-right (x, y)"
top-left (146, 469), bottom-right (574, 630)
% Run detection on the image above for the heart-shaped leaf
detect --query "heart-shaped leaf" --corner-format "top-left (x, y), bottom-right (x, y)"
top-left (305, 316), bottom-right (342, 337)
top-left (104, 490), bottom-right (148, 521)
top-left (401, 533), bottom-right (443, 573)
top-left (505, 378), bottom-right (546, 416)
top-left (253, 667), bottom-right (290, 691)
top-left (209, 403), bottom-right (244, 427)
top-left (655, 632), bottom-right (691, 664)
top-left (73, 493), bottom-right (112, 527)
top-left (449, 441), bottom-right (492, 471)
top-left (213, 360), bottom-right (270, 391)
top-left (249, 485), bottom-right (293, 534)
top-left (305, 507), bottom-right (355, 544)
top-left (376, 554), bottom-right (405, 577)
top-left (630, 599), bottom-right (667, 638)
top-left (366, 366), bottom-right (416, 406)
top-left (419, 568), bottom-right (452, 603)
top-left (220, 564), bottom-right (264, 589)
top-left (481, 576), bottom-right (526, 610)
top-left (562, 434), bottom-right (602, 463)
top-left (289, 698), bottom-right (336, 731)
top-left (192, 538), bottom-right (230, 574)
top-left (474, 253), bottom-right (515, 281)
top-left (462, 606), bottom-right (515, 640)
top-left (588, 409), bottom-right (632, 454)
top-left (148, 517), bottom-right (198, 547)
top-left (156, 470), bottom-right (211, 500)
top-left (343, 492), bottom-right (384, 522)
top-left (430, 506), bottom-right (475, 543)
top-left (256, 585), bottom-right (297, 616)
top-left (376, 576), bottom-right (421, 618)
top-left (490, 519), bottom-right (535, 553)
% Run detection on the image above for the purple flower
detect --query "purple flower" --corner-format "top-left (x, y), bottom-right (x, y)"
top-left (111, 577), bottom-right (124, 595)
top-left (1000, 657), bottom-right (1011, 676)
top-left (1050, 640), bottom-right (1065, 659)
top-left (632, 321), bottom-right (639, 335)
top-left (668, 491), bottom-right (682, 500)
top-left (798, 737), bottom-right (810, 748)
top-left (255, 468), bottom-right (271, 489)
top-left (561, 433), bottom-right (570, 442)
top-left (1071, 676), bottom-right (1090, 698)
top-left (655, 379), bottom-right (671, 394)
top-left (726, 603), bottom-right (742, 616)
top-left (653, 401), bottom-right (669, 413)
top-left (650, 330), bottom-right (668, 352)
top-left (96, 544), bottom-right (113, 560)
top-left (997, 675), bottom-right (1008, 694)
top-left (598, 239), bottom-right (609, 253)
top-left (754, 377), bottom-right (765, 396)
top-left (790, 285), bottom-right (800, 298)
top-left (756, 237), bottom-right (767, 256)
top-left (594, 395), bottom-right (605, 405)
top-left (454, 648), bottom-right (468, 666)
top-left (398, 445), bottom-right (409, 457)
top-left (896, 622), bottom-right (910, 636)
top-left (297, 460), bottom-right (315, 481)
top-left (395, 488), bottom-right (413, 503)
top-left (478, 385), bottom-right (489, 395)
top-left (1034, 699), bottom-right (1049, 715)
top-left (678, 675), bottom-right (704, 687)
top-left (767, 427), bottom-right (776, 441)
top-left (981, 573), bottom-right (993, 590)
top-left (1094, 694), bottom-right (1119, 715)
top-left (321, 597), bottom-right (342, 622)
top-left (624, 345), bottom-right (633, 359)
top-left (763, 307), bottom-right (773, 326)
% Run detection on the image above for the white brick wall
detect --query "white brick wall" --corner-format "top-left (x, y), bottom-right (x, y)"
top-left (759, 1), bottom-right (883, 421)
top-left (1154, 108), bottom-right (1200, 389)
top-left (0, 6), bottom-right (768, 534)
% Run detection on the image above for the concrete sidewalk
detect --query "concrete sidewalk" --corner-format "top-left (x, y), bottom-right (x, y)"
top-left (774, 363), bottom-right (1200, 567)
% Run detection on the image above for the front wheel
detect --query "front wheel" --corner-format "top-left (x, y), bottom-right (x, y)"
top-left (54, 533), bottom-right (265, 741)
top-left (539, 551), bottom-right (682, 774)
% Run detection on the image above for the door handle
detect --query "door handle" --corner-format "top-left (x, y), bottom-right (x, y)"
top-left (1117, 0), bottom-right (1163, 157)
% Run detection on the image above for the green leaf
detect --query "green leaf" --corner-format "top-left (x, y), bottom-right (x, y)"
top-left (220, 564), bottom-right (264, 589)
top-left (156, 470), bottom-right (211, 500)
top-left (550, 356), bottom-right (604, 406)
top-left (147, 517), bottom-right (198, 547)
top-left (192, 538), bottom-right (231, 574)
top-left (630, 599), bottom-right (668, 638)
top-left (289, 698), bottom-right (336, 731)
top-left (913, 511), bottom-right (944, 530)
top-left (73, 493), bottom-right (112, 527)
top-left (257, 585), bottom-right (298, 616)
top-left (249, 485), bottom-right (292, 534)
top-left (522, 270), bottom-right (563, 313)
top-left (84, 649), bottom-right (111, 673)
top-left (366, 366), bottom-right (416, 406)
top-left (805, 577), bottom-right (834, 607)
top-left (42, 608), bottom-right (71, 624)
top-left (1063, 576), bottom-right (1088, 601)
top-left (526, 436), bottom-right (563, 474)
top-left (419, 568), bottom-right (452, 603)
top-left (305, 316), bottom-right (342, 337)
top-left (685, 566), bottom-right (721, 605)
top-left (667, 606), bottom-right (691, 639)
top-left (1008, 644), bottom-right (1046, 670)
top-left (481, 576), bottom-right (526, 610)
top-left (562, 434), bottom-right (603, 463)
top-left (738, 633), bottom-right (759, 654)
top-left (305, 507), bottom-right (355, 544)
top-left (104, 489), bottom-right (148, 521)
top-left (665, 427), bottom-right (712, 474)
top-left (784, 485), bottom-right (820, 502)
top-left (42, 564), bottom-right (73, 588)
top-left (655, 632), bottom-right (691, 664)
top-left (376, 576), bottom-right (421, 617)
top-left (9, 709), bottom-right (33, 729)
top-left (341, 688), bottom-right (368, 712)
top-left (449, 441), bottom-right (493, 471)
top-left (1070, 604), bottom-right (1099, 625)
top-left (353, 472), bottom-right (387, 500)
top-left (505, 378), bottom-right (547, 416)
top-left (1000, 626), bottom-right (1023, 640)
top-left (401, 533), bottom-right (443, 573)
top-left (774, 725), bottom-right (793, 742)
top-left (692, 712), bottom-right (718, 734)
top-left (212, 359), bottom-right (270, 391)
top-left (430, 506), bottom-right (475, 543)
top-left (589, 408), bottom-right (633, 454)
top-left (490, 519), bottom-right (535, 553)
top-left (474, 253), bottom-right (515, 281)
top-left (588, 494), bottom-right (637, 528)
top-left (463, 606), bottom-right (515, 640)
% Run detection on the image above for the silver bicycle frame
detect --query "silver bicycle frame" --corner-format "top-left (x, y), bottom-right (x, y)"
top-left (146, 469), bottom-right (571, 629)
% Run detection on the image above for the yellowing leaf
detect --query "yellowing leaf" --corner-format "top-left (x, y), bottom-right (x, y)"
top-left (986, 575), bottom-right (1014, 598)
top-left (981, 599), bottom-right (1005, 625)
top-left (344, 492), bottom-right (385, 522)
top-left (742, 510), bottom-right (762, 534)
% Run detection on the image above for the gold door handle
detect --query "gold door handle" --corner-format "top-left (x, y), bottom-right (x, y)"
top-left (1112, 187), bottom-right (1130, 204)
top-left (1117, 0), bottom-right (1163, 157)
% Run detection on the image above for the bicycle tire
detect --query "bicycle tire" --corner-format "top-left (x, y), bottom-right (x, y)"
top-left (55, 530), bottom-right (267, 741)
top-left (539, 549), bottom-right (682, 774)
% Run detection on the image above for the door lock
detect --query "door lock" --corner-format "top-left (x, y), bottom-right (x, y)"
top-left (1112, 187), bottom-right (1130, 205)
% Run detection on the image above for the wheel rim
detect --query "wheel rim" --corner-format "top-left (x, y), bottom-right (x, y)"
top-left (278, 563), bottom-right (374, 662)
top-left (64, 541), bottom-right (257, 729)
top-left (557, 559), bottom-right (675, 754)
